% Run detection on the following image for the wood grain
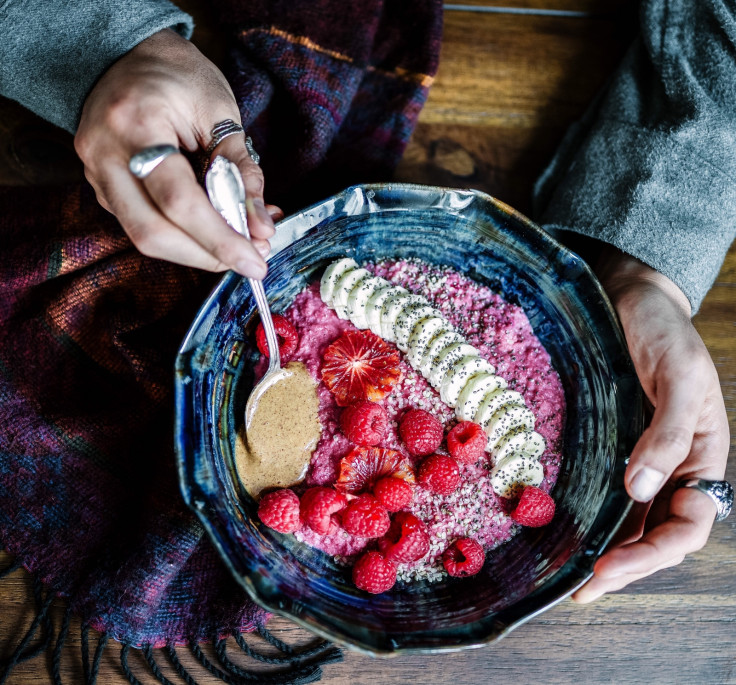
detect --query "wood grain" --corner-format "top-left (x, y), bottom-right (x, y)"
top-left (1, 1), bottom-right (735, 683)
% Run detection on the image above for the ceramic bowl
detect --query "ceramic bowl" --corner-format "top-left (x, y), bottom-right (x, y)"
top-left (174, 183), bottom-right (643, 655)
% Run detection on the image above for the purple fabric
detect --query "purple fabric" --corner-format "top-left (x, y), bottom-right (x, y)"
top-left (0, 0), bottom-right (442, 648)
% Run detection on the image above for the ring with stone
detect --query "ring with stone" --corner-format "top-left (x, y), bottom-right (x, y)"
top-left (128, 144), bottom-right (180, 179)
top-left (678, 478), bottom-right (734, 522)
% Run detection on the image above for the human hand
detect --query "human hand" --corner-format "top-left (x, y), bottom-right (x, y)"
top-left (573, 250), bottom-right (730, 602)
top-left (75, 28), bottom-right (281, 279)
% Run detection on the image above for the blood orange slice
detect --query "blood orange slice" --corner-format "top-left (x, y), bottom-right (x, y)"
top-left (321, 329), bottom-right (401, 406)
top-left (335, 447), bottom-right (415, 494)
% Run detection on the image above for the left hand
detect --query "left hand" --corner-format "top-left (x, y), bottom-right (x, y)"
top-left (573, 250), bottom-right (730, 603)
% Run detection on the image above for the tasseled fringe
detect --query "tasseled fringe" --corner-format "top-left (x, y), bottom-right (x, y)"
top-left (119, 630), bottom-right (342, 685)
top-left (0, 557), bottom-right (343, 684)
top-left (0, 560), bottom-right (54, 685)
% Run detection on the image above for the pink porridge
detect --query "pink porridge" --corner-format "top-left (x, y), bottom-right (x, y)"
top-left (252, 257), bottom-right (566, 584)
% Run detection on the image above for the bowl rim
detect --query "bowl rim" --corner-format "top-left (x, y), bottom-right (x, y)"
top-left (174, 182), bottom-right (640, 656)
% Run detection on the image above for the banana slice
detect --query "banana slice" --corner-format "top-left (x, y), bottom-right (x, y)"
top-left (473, 388), bottom-right (525, 427)
top-left (440, 355), bottom-right (495, 407)
top-left (455, 372), bottom-right (508, 421)
top-left (406, 317), bottom-right (448, 369)
top-left (332, 268), bottom-right (370, 319)
top-left (346, 276), bottom-right (385, 329)
top-left (490, 454), bottom-right (544, 497)
top-left (428, 342), bottom-right (478, 390)
top-left (483, 404), bottom-right (536, 451)
top-left (320, 258), bottom-right (357, 305)
top-left (380, 292), bottom-right (423, 342)
top-left (365, 285), bottom-right (405, 336)
top-left (419, 331), bottom-right (463, 377)
top-left (493, 429), bottom-right (546, 462)
top-left (394, 304), bottom-right (439, 352)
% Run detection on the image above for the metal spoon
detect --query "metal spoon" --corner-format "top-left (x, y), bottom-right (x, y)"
top-left (205, 155), bottom-right (288, 428)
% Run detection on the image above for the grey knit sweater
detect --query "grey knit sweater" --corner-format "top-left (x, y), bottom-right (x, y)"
top-left (1, 0), bottom-right (734, 312)
top-left (0, 0), bottom-right (193, 132)
top-left (535, 0), bottom-right (736, 312)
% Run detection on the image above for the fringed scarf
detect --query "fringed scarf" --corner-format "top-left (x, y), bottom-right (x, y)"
top-left (0, 0), bottom-right (442, 681)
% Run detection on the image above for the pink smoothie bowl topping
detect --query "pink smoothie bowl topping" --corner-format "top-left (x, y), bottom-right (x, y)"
top-left (251, 257), bottom-right (566, 584)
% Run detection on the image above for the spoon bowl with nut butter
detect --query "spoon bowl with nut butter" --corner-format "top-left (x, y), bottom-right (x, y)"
top-left (205, 156), bottom-right (320, 498)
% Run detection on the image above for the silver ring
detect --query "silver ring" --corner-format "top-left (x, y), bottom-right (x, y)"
top-left (129, 144), bottom-right (180, 179)
top-left (244, 135), bottom-right (260, 165)
top-left (206, 119), bottom-right (244, 156)
top-left (678, 478), bottom-right (733, 522)
top-left (206, 119), bottom-right (260, 164)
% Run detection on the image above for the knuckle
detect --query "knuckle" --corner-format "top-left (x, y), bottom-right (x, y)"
top-left (651, 426), bottom-right (692, 455)
top-left (209, 238), bottom-right (238, 266)
top-left (73, 131), bottom-right (92, 161)
top-left (124, 222), bottom-right (159, 258)
top-left (242, 166), bottom-right (265, 197)
top-left (156, 185), bottom-right (196, 221)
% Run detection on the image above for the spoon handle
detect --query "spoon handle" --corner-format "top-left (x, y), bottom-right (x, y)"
top-left (205, 156), bottom-right (281, 372)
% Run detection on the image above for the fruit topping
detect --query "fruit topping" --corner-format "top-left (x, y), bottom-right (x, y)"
top-left (447, 421), bottom-right (487, 464)
top-left (335, 447), bottom-right (415, 494)
top-left (373, 476), bottom-right (414, 511)
top-left (299, 487), bottom-right (347, 535)
top-left (340, 401), bottom-right (388, 446)
top-left (257, 489), bottom-right (302, 534)
top-left (255, 314), bottom-right (299, 361)
top-left (319, 257), bottom-right (358, 305)
top-left (377, 512), bottom-right (430, 564)
top-left (490, 453), bottom-right (544, 498)
top-left (417, 454), bottom-right (460, 496)
top-left (353, 551), bottom-right (396, 594)
top-left (340, 494), bottom-right (391, 538)
top-left (321, 329), bottom-right (401, 406)
top-left (510, 485), bottom-right (556, 527)
top-left (442, 538), bottom-right (485, 577)
top-left (399, 408), bottom-right (444, 456)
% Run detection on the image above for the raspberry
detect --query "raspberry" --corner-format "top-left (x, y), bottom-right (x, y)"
top-left (378, 512), bottom-right (430, 563)
top-left (447, 421), bottom-right (487, 464)
top-left (340, 494), bottom-right (391, 538)
top-left (399, 409), bottom-right (444, 456)
top-left (417, 454), bottom-right (460, 495)
top-left (511, 486), bottom-right (556, 527)
top-left (299, 487), bottom-right (347, 535)
top-left (255, 314), bottom-right (299, 361)
top-left (257, 489), bottom-right (301, 534)
top-left (373, 476), bottom-right (413, 511)
top-left (340, 401), bottom-right (388, 446)
top-left (442, 538), bottom-right (485, 577)
top-left (352, 551), bottom-right (396, 594)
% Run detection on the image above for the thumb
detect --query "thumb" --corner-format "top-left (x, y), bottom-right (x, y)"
top-left (625, 371), bottom-right (705, 502)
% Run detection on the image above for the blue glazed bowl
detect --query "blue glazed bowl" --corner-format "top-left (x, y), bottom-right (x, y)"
top-left (174, 184), bottom-right (643, 655)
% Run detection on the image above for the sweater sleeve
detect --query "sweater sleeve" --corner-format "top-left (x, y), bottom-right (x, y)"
top-left (0, 0), bottom-right (194, 134)
top-left (533, 0), bottom-right (736, 313)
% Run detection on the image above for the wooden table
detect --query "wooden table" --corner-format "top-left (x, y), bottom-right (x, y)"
top-left (2, 2), bottom-right (735, 683)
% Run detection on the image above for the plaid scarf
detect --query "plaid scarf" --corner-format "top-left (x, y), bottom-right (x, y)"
top-left (0, 0), bottom-right (441, 681)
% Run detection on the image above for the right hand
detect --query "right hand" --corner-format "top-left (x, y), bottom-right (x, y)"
top-left (75, 28), bottom-right (282, 279)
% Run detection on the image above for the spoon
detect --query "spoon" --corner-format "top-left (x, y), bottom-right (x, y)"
top-left (205, 155), bottom-right (288, 428)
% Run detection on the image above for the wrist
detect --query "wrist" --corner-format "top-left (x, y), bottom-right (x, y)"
top-left (594, 247), bottom-right (692, 319)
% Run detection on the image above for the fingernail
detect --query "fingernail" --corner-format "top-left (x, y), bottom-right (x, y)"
top-left (255, 241), bottom-right (271, 258)
top-left (630, 466), bottom-right (666, 501)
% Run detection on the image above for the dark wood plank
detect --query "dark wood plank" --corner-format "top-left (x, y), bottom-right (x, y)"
top-left (444, 0), bottom-right (634, 13)
top-left (395, 7), bottom-right (637, 214)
